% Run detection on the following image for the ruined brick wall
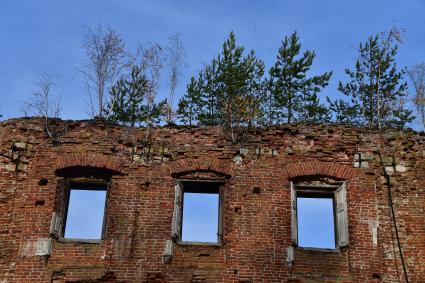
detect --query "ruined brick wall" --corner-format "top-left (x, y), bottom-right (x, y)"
top-left (0, 118), bottom-right (424, 282)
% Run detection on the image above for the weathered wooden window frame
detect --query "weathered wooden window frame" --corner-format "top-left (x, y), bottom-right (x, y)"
top-left (290, 181), bottom-right (349, 251)
top-left (52, 177), bottom-right (110, 243)
top-left (172, 179), bottom-right (224, 246)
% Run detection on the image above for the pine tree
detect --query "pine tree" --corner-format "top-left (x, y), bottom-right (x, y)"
top-left (302, 92), bottom-right (331, 123)
top-left (256, 77), bottom-right (276, 126)
top-left (177, 76), bottom-right (202, 125)
top-left (267, 32), bottom-right (332, 124)
top-left (326, 97), bottom-right (361, 125)
top-left (198, 61), bottom-right (221, 125)
top-left (216, 32), bottom-right (264, 137)
top-left (330, 29), bottom-right (414, 128)
top-left (105, 65), bottom-right (166, 127)
top-left (177, 31), bottom-right (264, 142)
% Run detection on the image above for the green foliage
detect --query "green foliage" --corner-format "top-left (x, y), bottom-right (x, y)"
top-left (266, 32), bottom-right (332, 124)
top-left (176, 76), bottom-right (201, 125)
top-left (326, 97), bottom-right (361, 125)
top-left (198, 60), bottom-right (221, 125)
top-left (178, 29), bottom-right (414, 130)
top-left (302, 92), bottom-right (332, 123)
top-left (105, 65), bottom-right (166, 127)
top-left (177, 31), bottom-right (264, 141)
top-left (330, 33), bottom-right (414, 128)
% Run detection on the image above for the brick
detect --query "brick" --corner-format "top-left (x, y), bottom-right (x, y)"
top-left (0, 118), bottom-right (422, 282)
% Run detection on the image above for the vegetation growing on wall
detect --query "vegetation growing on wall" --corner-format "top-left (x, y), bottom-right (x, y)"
top-left (19, 24), bottom-right (421, 133)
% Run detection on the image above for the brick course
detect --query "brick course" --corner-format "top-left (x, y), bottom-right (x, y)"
top-left (0, 118), bottom-right (423, 282)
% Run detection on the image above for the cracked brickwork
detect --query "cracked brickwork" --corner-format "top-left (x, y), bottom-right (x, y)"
top-left (0, 117), bottom-right (424, 282)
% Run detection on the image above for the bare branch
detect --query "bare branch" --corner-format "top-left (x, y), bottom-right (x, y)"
top-left (380, 25), bottom-right (405, 47)
top-left (22, 73), bottom-right (62, 138)
top-left (24, 73), bottom-right (61, 118)
top-left (135, 43), bottom-right (165, 131)
top-left (408, 63), bottom-right (425, 129)
top-left (79, 23), bottom-right (127, 118)
top-left (165, 32), bottom-right (186, 122)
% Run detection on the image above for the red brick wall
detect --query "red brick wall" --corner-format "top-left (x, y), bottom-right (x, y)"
top-left (0, 118), bottom-right (422, 282)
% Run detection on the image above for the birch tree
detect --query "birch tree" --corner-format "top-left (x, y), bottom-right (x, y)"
top-left (80, 24), bottom-right (126, 118)
top-left (408, 63), bottom-right (425, 129)
top-left (22, 73), bottom-right (62, 138)
top-left (165, 33), bottom-right (186, 123)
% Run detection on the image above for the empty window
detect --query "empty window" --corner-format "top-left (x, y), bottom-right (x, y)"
top-left (51, 181), bottom-right (109, 240)
top-left (64, 185), bottom-right (107, 239)
top-left (172, 181), bottom-right (222, 244)
top-left (297, 195), bottom-right (335, 249)
top-left (290, 182), bottom-right (348, 250)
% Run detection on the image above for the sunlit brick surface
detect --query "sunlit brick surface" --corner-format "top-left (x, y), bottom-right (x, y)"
top-left (0, 118), bottom-right (423, 282)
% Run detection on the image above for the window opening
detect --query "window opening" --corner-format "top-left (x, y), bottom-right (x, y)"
top-left (63, 183), bottom-right (108, 240)
top-left (172, 181), bottom-right (223, 244)
top-left (297, 195), bottom-right (335, 249)
top-left (182, 192), bottom-right (219, 242)
top-left (291, 182), bottom-right (348, 249)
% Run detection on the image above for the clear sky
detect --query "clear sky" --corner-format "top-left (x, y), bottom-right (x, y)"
top-left (182, 193), bottom-right (219, 243)
top-left (64, 189), bottom-right (107, 239)
top-left (1, 0), bottom-right (425, 124)
top-left (298, 197), bottom-right (335, 249)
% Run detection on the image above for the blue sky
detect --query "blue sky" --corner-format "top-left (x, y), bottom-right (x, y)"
top-left (182, 193), bottom-right (219, 242)
top-left (64, 189), bottom-right (106, 239)
top-left (1, 0), bottom-right (425, 125)
top-left (297, 197), bottom-right (335, 249)
top-left (64, 189), bottom-right (220, 242)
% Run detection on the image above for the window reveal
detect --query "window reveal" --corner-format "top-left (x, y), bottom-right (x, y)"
top-left (291, 181), bottom-right (348, 249)
top-left (172, 180), bottom-right (223, 244)
top-left (51, 180), bottom-right (109, 241)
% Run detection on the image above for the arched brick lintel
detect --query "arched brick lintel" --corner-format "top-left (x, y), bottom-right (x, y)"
top-left (54, 153), bottom-right (124, 174)
top-left (164, 157), bottom-right (232, 178)
top-left (285, 160), bottom-right (355, 180)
